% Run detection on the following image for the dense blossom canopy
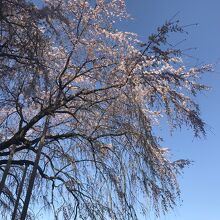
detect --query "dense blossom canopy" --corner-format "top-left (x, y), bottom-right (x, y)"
top-left (0, 0), bottom-right (211, 219)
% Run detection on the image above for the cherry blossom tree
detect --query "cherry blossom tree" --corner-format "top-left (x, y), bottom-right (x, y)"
top-left (0, 0), bottom-right (211, 219)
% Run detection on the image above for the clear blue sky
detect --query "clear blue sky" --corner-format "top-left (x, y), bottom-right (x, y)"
top-left (124, 0), bottom-right (220, 220)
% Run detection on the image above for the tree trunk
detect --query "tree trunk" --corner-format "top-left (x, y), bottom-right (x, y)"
top-left (20, 117), bottom-right (49, 219)
top-left (0, 145), bottom-right (16, 195)
top-left (11, 165), bottom-right (28, 220)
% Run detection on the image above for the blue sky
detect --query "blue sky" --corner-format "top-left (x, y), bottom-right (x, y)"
top-left (124, 0), bottom-right (220, 220)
